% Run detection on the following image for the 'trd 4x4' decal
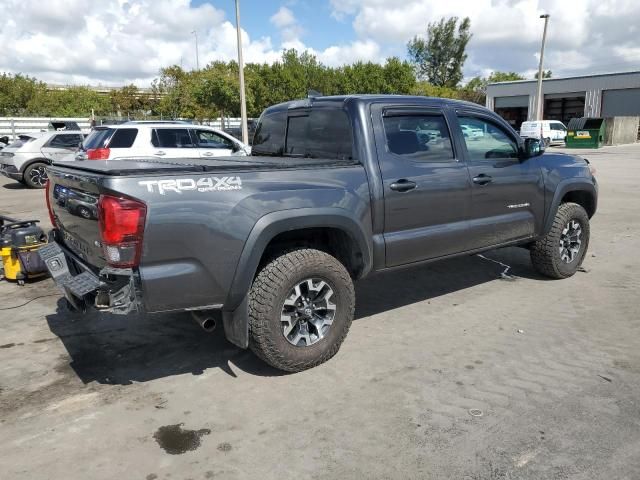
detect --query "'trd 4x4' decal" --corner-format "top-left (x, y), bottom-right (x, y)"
top-left (139, 177), bottom-right (242, 195)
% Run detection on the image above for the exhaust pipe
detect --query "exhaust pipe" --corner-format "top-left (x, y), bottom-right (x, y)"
top-left (192, 310), bottom-right (217, 332)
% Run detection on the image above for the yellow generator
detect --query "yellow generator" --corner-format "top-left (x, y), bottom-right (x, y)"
top-left (0, 216), bottom-right (48, 285)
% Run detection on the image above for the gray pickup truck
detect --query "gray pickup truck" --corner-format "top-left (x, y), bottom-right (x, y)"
top-left (40, 95), bottom-right (598, 371)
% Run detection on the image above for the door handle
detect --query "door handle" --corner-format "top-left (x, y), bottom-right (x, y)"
top-left (389, 179), bottom-right (417, 192)
top-left (472, 174), bottom-right (492, 185)
top-left (202, 151), bottom-right (214, 157)
top-left (154, 151), bottom-right (166, 156)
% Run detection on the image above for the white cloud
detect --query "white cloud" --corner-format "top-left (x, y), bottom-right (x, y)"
top-left (330, 0), bottom-right (640, 79)
top-left (2, 0), bottom-right (637, 86)
top-left (270, 7), bottom-right (296, 28)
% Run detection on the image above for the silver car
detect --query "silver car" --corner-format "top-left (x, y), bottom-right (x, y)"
top-left (0, 131), bottom-right (84, 188)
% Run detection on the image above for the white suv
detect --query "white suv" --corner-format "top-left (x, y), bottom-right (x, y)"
top-left (80, 122), bottom-right (250, 161)
top-left (0, 131), bottom-right (84, 188)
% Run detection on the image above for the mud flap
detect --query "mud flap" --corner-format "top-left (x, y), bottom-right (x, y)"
top-left (222, 294), bottom-right (249, 349)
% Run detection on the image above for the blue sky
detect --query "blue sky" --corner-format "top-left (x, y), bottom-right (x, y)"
top-left (1, 0), bottom-right (638, 85)
top-left (193, 0), bottom-right (357, 51)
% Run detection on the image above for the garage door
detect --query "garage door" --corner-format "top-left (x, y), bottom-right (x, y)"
top-left (602, 88), bottom-right (640, 117)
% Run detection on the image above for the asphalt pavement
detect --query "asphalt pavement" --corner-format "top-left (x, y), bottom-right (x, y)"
top-left (1, 144), bottom-right (639, 479)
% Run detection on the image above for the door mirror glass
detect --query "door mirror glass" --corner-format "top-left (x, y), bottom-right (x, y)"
top-left (523, 137), bottom-right (544, 158)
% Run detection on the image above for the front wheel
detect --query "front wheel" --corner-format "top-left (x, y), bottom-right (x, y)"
top-left (530, 202), bottom-right (590, 279)
top-left (248, 248), bottom-right (355, 372)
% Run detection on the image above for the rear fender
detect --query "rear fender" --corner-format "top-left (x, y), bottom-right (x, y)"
top-left (222, 208), bottom-right (372, 348)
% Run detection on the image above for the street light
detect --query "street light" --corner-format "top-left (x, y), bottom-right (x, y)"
top-left (535, 14), bottom-right (550, 121)
top-left (191, 30), bottom-right (200, 71)
top-left (235, 0), bottom-right (249, 144)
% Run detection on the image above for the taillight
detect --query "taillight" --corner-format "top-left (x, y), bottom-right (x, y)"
top-left (98, 195), bottom-right (146, 268)
top-left (45, 180), bottom-right (56, 227)
top-left (87, 148), bottom-right (110, 160)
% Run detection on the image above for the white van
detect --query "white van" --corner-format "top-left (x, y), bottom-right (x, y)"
top-left (520, 120), bottom-right (567, 146)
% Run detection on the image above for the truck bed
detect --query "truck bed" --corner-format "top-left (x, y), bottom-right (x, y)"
top-left (52, 155), bottom-right (360, 176)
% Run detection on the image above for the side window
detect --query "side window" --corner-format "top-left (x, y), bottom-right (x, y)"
top-left (108, 128), bottom-right (138, 148)
top-left (252, 111), bottom-right (286, 155)
top-left (458, 116), bottom-right (519, 161)
top-left (48, 134), bottom-right (83, 149)
top-left (194, 129), bottom-right (234, 149)
top-left (382, 112), bottom-right (454, 162)
top-left (152, 128), bottom-right (194, 148)
top-left (307, 109), bottom-right (354, 160)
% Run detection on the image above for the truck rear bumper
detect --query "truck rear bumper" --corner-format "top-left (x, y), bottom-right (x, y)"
top-left (38, 239), bottom-right (141, 314)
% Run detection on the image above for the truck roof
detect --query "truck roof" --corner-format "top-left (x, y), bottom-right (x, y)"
top-left (262, 94), bottom-right (482, 115)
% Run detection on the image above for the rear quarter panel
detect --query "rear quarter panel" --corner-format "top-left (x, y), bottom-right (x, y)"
top-left (106, 164), bottom-right (371, 312)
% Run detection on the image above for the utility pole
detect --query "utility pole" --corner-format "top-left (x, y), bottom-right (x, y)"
top-left (192, 30), bottom-right (200, 70)
top-left (235, 0), bottom-right (249, 144)
top-left (535, 14), bottom-right (550, 121)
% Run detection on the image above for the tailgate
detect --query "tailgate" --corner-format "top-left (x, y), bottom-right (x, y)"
top-left (47, 167), bottom-right (106, 268)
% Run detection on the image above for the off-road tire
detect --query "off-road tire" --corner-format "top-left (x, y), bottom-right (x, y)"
top-left (23, 162), bottom-right (48, 189)
top-left (248, 248), bottom-right (355, 372)
top-left (531, 202), bottom-right (590, 279)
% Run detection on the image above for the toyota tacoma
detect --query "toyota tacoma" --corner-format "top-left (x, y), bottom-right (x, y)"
top-left (40, 95), bottom-right (598, 372)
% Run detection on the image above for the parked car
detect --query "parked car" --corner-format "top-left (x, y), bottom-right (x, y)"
top-left (461, 124), bottom-right (484, 139)
top-left (41, 95), bottom-right (597, 372)
top-left (0, 131), bottom-right (84, 188)
top-left (77, 123), bottom-right (250, 161)
top-left (520, 120), bottom-right (567, 146)
top-left (223, 119), bottom-right (257, 145)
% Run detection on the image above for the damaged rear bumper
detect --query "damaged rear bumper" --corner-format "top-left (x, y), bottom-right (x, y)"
top-left (38, 240), bottom-right (142, 314)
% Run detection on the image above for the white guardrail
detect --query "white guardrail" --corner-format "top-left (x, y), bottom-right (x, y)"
top-left (0, 117), bottom-right (91, 140)
top-left (0, 117), bottom-right (245, 141)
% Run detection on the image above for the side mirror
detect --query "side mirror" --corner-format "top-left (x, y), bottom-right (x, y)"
top-left (522, 137), bottom-right (544, 159)
top-left (231, 143), bottom-right (241, 153)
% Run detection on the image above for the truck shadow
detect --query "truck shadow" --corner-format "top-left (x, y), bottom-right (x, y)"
top-left (354, 246), bottom-right (544, 319)
top-left (45, 246), bottom-right (545, 385)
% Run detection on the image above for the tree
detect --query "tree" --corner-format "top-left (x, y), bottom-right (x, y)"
top-left (110, 84), bottom-right (143, 118)
top-left (535, 70), bottom-right (552, 79)
top-left (0, 73), bottom-right (44, 115)
top-left (27, 86), bottom-right (110, 117)
top-left (407, 16), bottom-right (471, 88)
top-left (460, 71), bottom-right (526, 105)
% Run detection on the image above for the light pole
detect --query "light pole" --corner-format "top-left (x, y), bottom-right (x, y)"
top-left (235, 0), bottom-right (249, 144)
top-left (191, 30), bottom-right (200, 71)
top-left (535, 14), bottom-right (550, 121)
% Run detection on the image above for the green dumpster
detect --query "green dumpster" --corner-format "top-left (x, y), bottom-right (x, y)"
top-left (565, 117), bottom-right (606, 148)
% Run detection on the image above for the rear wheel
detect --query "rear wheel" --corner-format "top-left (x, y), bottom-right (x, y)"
top-left (530, 202), bottom-right (590, 279)
top-left (248, 248), bottom-right (355, 372)
top-left (23, 162), bottom-right (48, 189)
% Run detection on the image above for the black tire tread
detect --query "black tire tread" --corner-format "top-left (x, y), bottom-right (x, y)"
top-left (531, 202), bottom-right (589, 279)
top-left (248, 248), bottom-right (354, 372)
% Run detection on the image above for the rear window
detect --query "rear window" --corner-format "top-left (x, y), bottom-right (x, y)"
top-left (6, 135), bottom-right (36, 149)
top-left (151, 128), bottom-right (195, 148)
top-left (108, 128), bottom-right (138, 148)
top-left (252, 111), bottom-right (286, 156)
top-left (83, 129), bottom-right (113, 149)
top-left (254, 108), bottom-right (354, 160)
